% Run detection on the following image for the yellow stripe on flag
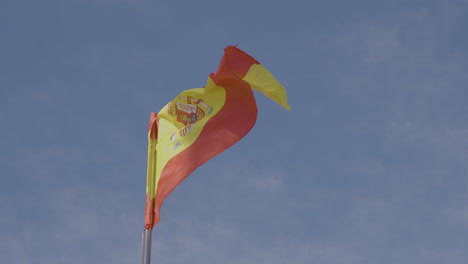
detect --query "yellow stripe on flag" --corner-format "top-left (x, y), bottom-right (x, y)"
top-left (243, 64), bottom-right (290, 110)
top-left (149, 77), bottom-right (226, 200)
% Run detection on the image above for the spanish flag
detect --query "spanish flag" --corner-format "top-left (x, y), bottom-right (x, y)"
top-left (145, 46), bottom-right (289, 229)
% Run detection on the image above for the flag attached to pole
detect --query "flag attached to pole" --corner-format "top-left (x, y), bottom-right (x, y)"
top-left (144, 46), bottom-right (290, 229)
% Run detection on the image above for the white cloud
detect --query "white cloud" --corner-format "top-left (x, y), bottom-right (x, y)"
top-left (361, 26), bottom-right (400, 64)
top-left (248, 174), bottom-right (284, 192)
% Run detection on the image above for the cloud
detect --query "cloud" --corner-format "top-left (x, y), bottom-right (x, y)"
top-left (383, 121), bottom-right (468, 164)
top-left (361, 25), bottom-right (400, 64)
top-left (152, 214), bottom-right (366, 264)
top-left (0, 184), bottom-right (143, 264)
top-left (248, 174), bottom-right (284, 192)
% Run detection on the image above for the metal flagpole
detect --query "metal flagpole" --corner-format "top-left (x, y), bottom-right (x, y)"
top-left (141, 229), bottom-right (152, 264)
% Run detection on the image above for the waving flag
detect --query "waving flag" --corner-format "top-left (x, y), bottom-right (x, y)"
top-left (144, 46), bottom-right (290, 229)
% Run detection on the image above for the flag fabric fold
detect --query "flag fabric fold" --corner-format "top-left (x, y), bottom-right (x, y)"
top-left (145, 46), bottom-right (289, 229)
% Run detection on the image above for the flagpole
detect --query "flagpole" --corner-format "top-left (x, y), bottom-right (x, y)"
top-left (141, 229), bottom-right (152, 264)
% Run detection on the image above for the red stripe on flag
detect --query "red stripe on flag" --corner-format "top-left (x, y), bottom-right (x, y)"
top-left (146, 73), bottom-right (257, 229)
top-left (148, 112), bottom-right (158, 140)
top-left (213, 46), bottom-right (260, 81)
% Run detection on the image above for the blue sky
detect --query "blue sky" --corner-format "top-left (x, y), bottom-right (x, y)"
top-left (1, 0), bottom-right (468, 263)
